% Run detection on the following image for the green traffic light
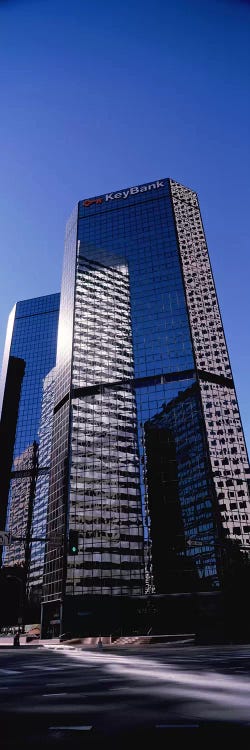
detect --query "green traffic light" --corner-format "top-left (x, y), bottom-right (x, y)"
top-left (68, 529), bottom-right (78, 554)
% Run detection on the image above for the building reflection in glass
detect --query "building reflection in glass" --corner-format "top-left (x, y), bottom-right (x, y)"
top-left (0, 294), bottom-right (60, 572)
top-left (69, 386), bottom-right (144, 596)
top-left (4, 442), bottom-right (38, 568)
top-left (63, 251), bottom-right (144, 597)
top-left (28, 368), bottom-right (56, 603)
top-left (144, 383), bottom-right (220, 591)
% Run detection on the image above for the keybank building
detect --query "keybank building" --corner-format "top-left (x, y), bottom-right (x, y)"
top-left (41, 178), bottom-right (250, 635)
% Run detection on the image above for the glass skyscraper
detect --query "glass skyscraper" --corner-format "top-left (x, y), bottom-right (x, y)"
top-left (0, 294), bottom-right (60, 568)
top-left (41, 178), bottom-right (250, 635)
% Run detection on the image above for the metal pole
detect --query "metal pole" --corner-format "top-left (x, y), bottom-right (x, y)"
top-left (6, 575), bottom-right (24, 634)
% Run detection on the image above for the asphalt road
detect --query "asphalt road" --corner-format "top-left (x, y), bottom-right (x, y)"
top-left (1, 642), bottom-right (250, 748)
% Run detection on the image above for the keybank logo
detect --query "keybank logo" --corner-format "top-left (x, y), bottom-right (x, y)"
top-left (83, 179), bottom-right (165, 208)
top-left (83, 197), bottom-right (103, 207)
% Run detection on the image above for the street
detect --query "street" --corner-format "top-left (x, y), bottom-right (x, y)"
top-left (1, 642), bottom-right (250, 748)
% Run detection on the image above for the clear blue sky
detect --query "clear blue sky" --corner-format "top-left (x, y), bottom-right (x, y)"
top-left (0, 0), bottom-right (250, 448)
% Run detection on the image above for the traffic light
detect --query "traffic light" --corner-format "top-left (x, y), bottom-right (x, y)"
top-left (68, 529), bottom-right (79, 555)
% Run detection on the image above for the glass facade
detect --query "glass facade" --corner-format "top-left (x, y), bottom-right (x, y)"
top-left (28, 368), bottom-right (56, 600)
top-left (4, 442), bottom-right (38, 567)
top-left (68, 256), bottom-right (144, 595)
top-left (144, 383), bottom-right (219, 592)
top-left (1, 294), bottom-right (60, 460)
top-left (0, 294), bottom-right (60, 565)
top-left (42, 178), bottom-right (250, 620)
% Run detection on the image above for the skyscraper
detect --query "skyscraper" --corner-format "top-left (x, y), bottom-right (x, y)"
top-left (0, 294), bottom-right (60, 568)
top-left (0, 356), bottom-right (25, 542)
top-left (41, 178), bottom-right (250, 636)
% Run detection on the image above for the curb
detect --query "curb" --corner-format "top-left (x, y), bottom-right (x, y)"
top-left (40, 636), bottom-right (196, 652)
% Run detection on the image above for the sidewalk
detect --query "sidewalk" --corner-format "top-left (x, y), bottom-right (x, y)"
top-left (0, 635), bottom-right (41, 648)
top-left (0, 633), bottom-right (195, 650)
top-left (39, 634), bottom-right (195, 651)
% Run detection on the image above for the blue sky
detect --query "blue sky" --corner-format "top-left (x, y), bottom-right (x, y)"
top-left (0, 0), bottom-right (250, 448)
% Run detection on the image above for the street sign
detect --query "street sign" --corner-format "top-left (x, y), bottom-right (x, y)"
top-left (0, 531), bottom-right (63, 546)
top-left (0, 531), bottom-right (10, 545)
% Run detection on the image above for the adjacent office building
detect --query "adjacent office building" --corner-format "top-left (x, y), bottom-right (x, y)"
top-left (0, 294), bottom-right (60, 569)
top-left (41, 178), bottom-right (250, 635)
top-left (0, 355), bottom-right (25, 546)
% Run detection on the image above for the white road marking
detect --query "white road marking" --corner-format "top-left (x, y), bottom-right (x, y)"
top-left (49, 725), bottom-right (92, 731)
top-left (0, 669), bottom-right (21, 675)
top-left (42, 693), bottom-right (68, 697)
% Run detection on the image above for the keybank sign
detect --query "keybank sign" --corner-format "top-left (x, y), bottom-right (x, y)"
top-left (105, 179), bottom-right (165, 202)
top-left (83, 180), bottom-right (165, 207)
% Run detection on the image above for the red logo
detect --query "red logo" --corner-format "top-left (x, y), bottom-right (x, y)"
top-left (83, 197), bottom-right (103, 207)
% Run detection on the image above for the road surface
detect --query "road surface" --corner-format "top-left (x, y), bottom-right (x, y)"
top-left (1, 642), bottom-right (250, 747)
